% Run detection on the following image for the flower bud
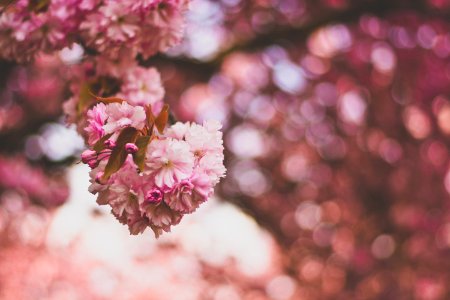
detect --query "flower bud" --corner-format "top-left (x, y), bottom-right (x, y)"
top-left (81, 150), bottom-right (97, 167)
top-left (104, 139), bottom-right (116, 149)
top-left (88, 160), bottom-right (99, 169)
top-left (145, 188), bottom-right (163, 204)
top-left (125, 143), bottom-right (139, 154)
top-left (97, 149), bottom-right (112, 161)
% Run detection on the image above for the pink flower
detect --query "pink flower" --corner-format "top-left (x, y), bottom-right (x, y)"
top-left (62, 96), bottom-right (78, 124)
top-left (111, 198), bottom-right (149, 235)
top-left (80, 0), bottom-right (140, 58)
top-left (127, 211), bottom-right (150, 235)
top-left (145, 138), bottom-right (194, 188)
top-left (190, 170), bottom-right (213, 200)
top-left (95, 48), bottom-right (137, 78)
top-left (94, 159), bottom-right (142, 214)
top-left (118, 67), bottom-right (165, 106)
top-left (184, 120), bottom-right (224, 156)
top-left (142, 202), bottom-right (183, 235)
top-left (100, 183), bottom-right (135, 216)
top-left (103, 102), bottom-right (146, 134)
top-left (88, 161), bottom-right (109, 194)
top-left (85, 103), bottom-right (108, 145)
top-left (101, 1), bottom-right (139, 42)
top-left (165, 179), bottom-right (195, 212)
top-left (139, 0), bottom-right (188, 58)
top-left (145, 187), bottom-right (164, 204)
top-left (165, 121), bottom-right (189, 140)
top-left (198, 153), bottom-right (226, 184)
top-left (84, 118), bottom-right (225, 237)
top-left (165, 172), bottom-right (212, 213)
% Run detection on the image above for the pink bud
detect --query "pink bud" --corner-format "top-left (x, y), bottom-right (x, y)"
top-left (125, 143), bottom-right (138, 154)
top-left (81, 150), bottom-right (97, 165)
top-left (104, 139), bottom-right (116, 149)
top-left (88, 160), bottom-right (99, 169)
top-left (97, 149), bottom-right (112, 161)
top-left (145, 188), bottom-right (163, 204)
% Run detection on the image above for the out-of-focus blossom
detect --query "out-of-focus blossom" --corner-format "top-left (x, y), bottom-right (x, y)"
top-left (0, 0), bottom-right (189, 62)
top-left (117, 67), bottom-right (165, 107)
top-left (0, 156), bottom-right (69, 206)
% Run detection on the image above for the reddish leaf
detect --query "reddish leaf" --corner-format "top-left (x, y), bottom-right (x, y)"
top-left (93, 133), bottom-right (113, 152)
top-left (89, 91), bottom-right (125, 104)
top-left (145, 105), bottom-right (155, 127)
top-left (102, 127), bottom-right (138, 181)
top-left (28, 0), bottom-right (50, 12)
top-left (76, 83), bottom-right (94, 117)
top-left (133, 135), bottom-right (152, 172)
top-left (155, 104), bottom-right (169, 134)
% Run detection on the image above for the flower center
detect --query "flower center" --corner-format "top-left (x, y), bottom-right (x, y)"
top-left (162, 158), bottom-right (173, 168)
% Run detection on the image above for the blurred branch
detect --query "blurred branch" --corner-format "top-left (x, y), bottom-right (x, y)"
top-left (145, 0), bottom-right (447, 76)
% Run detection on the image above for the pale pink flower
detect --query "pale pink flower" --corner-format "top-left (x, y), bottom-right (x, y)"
top-left (184, 120), bottom-right (224, 156)
top-left (88, 161), bottom-right (108, 194)
top-left (190, 170), bottom-right (214, 200)
top-left (103, 102), bottom-right (146, 134)
top-left (145, 138), bottom-right (194, 188)
top-left (79, 0), bottom-right (100, 11)
top-left (139, 19), bottom-right (185, 58)
top-left (165, 122), bottom-right (189, 140)
top-left (126, 211), bottom-right (150, 235)
top-left (95, 49), bottom-right (138, 78)
top-left (164, 179), bottom-right (195, 212)
top-left (62, 96), bottom-right (78, 124)
top-left (118, 67), bottom-right (165, 106)
top-left (100, 183), bottom-right (135, 216)
top-left (85, 103), bottom-right (108, 145)
top-left (142, 202), bottom-right (183, 235)
top-left (95, 160), bottom-right (142, 213)
top-left (111, 197), bottom-right (149, 235)
top-left (139, 0), bottom-right (189, 58)
top-left (100, 1), bottom-right (139, 42)
top-left (80, 0), bottom-right (140, 57)
top-left (198, 153), bottom-right (226, 184)
top-left (165, 171), bottom-right (212, 213)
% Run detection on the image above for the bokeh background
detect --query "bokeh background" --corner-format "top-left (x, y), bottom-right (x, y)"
top-left (1, 0), bottom-right (450, 299)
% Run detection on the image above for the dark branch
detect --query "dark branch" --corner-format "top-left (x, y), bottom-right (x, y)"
top-left (144, 0), bottom-right (447, 77)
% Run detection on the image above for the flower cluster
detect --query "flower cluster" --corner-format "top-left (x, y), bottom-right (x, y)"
top-left (81, 99), bottom-right (225, 237)
top-left (3, 0), bottom-right (225, 237)
top-left (63, 63), bottom-right (165, 139)
top-left (0, 0), bottom-right (188, 61)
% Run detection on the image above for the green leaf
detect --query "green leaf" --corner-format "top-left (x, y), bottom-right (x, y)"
top-left (133, 135), bottom-right (151, 172)
top-left (155, 104), bottom-right (169, 134)
top-left (102, 127), bottom-right (138, 181)
top-left (93, 133), bottom-right (113, 152)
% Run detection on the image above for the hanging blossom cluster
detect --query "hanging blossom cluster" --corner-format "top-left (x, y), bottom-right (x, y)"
top-left (63, 61), bottom-right (166, 140)
top-left (80, 98), bottom-right (225, 237)
top-left (1, 0), bottom-right (225, 236)
top-left (15, 0), bottom-right (229, 237)
top-left (0, 0), bottom-right (188, 61)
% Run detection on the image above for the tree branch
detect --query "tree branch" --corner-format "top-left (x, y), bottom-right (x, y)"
top-left (144, 0), bottom-right (447, 77)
